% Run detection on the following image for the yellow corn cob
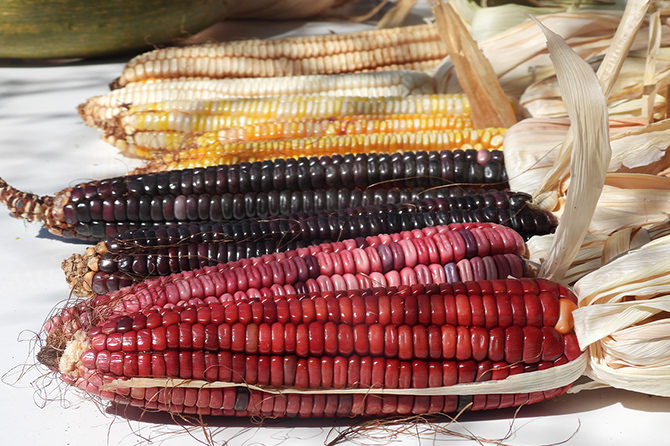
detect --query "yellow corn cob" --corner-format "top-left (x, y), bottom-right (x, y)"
top-left (122, 114), bottom-right (475, 158)
top-left (107, 94), bottom-right (471, 157)
top-left (80, 70), bottom-right (436, 129)
top-left (121, 94), bottom-right (470, 132)
top-left (140, 128), bottom-right (506, 172)
top-left (112, 24), bottom-right (444, 88)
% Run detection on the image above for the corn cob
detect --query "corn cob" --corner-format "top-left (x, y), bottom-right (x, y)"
top-left (62, 191), bottom-right (555, 294)
top-left (0, 150), bottom-right (510, 240)
top-left (186, 115), bottom-right (472, 143)
top-left (83, 185), bottom-right (520, 233)
top-left (142, 129), bottom-right (506, 170)
top-left (81, 71), bottom-right (436, 129)
top-left (40, 277), bottom-right (583, 417)
top-left (77, 222), bottom-right (529, 297)
top-left (122, 115), bottom-right (474, 159)
top-left (116, 95), bottom-right (470, 132)
top-left (95, 94), bottom-right (471, 155)
top-left (112, 24), bottom-right (445, 88)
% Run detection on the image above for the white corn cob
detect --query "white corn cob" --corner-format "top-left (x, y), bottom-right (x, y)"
top-left (113, 24), bottom-right (445, 87)
top-left (80, 71), bottom-right (436, 129)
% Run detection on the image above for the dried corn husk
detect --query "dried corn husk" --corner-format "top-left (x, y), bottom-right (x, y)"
top-left (503, 118), bottom-right (638, 210)
top-left (466, 2), bottom-right (563, 42)
top-left (527, 221), bottom-right (670, 284)
top-left (449, 0), bottom-right (622, 43)
top-left (434, 7), bottom-right (670, 99)
top-left (530, 19), bottom-right (611, 282)
top-left (432, 1), bottom-right (516, 128)
top-left (532, 0), bottom-right (653, 203)
top-left (99, 355), bottom-right (588, 396)
top-left (584, 174), bottom-right (670, 234)
top-left (435, 10), bottom-right (622, 98)
top-left (505, 118), bottom-right (670, 233)
top-left (572, 234), bottom-right (670, 397)
top-left (520, 49), bottom-right (670, 119)
top-left (641, 6), bottom-right (663, 121)
top-left (531, 1), bottom-right (670, 398)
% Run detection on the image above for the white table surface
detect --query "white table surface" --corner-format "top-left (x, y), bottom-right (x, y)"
top-left (1, 8), bottom-right (669, 446)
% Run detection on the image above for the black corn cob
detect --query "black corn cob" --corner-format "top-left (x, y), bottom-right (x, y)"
top-left (1, 150), bottom-right (507, 241)
top-left (64, 193), bottom-right (555, 296)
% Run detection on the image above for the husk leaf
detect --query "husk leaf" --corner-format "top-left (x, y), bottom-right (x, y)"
top-left (642, 6), bottom-right (663, 121)
top-left (505, 117), bottom-right (670, 219)
top-left (470, 3), bottom-right (562, 42)
top-left (503, 118), bottom-right (644, 200)
top-left (431, 0), bottom-right (517, 128)
top-left (573, 234), bottom-right (670, 396)
top-left (532, 0), bottom-right (653, 199)
top-left (520, 49), bottom-right (670, 119)
top-left (529, 19), bottom-right (611, 282)
top-left (526, 221), bottom-right (666, 285)
top-left (434, 10), bottom-right (633, 99)
top-left (597, 0), bottom-right (653, 96)
top-left (585, 174), bottom-right (670, 234)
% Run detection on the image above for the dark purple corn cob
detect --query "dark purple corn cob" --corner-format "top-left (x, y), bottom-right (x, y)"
top-left (0, 149), bottom-right (507, 241)
top-left (63, 194), bottom-right (552, 296)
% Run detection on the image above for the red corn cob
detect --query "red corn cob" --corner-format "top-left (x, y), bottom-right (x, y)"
top-left (41, 267), bottom-right (583, 417)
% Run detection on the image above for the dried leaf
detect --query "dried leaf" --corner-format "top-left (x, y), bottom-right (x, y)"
top-left (585, 174), bottom-right (670, 234)
top-left (506, 117), bottom-right (670, 212)
top-left (601, 227), bottom-right (634, 264)
top-left (533, 0), bottom-right (652, 198)
top-left (100, 355), bottom-right (587, 395)
top-left (531, 19), bottom-right (611, 282)
top-left (597, 0), bottom-right (653, 96)
top-left (573, 234), bottom-right (670, 396)
top-left (470, 3), bottom-right (561, 42)
top-left (642, 7), bottom-right (663, 121)
top-left (434, 10), bottom-right (629, 98)
top-left (520, 49), bottom-right (670, 119)
top-left (526, 223), bottom-right (663, 285)
top-left (431, 0), bottom-right (517, 128)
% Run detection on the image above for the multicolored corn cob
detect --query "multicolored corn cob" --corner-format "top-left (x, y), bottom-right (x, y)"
top-left (120, 115), bottom-right (475, 159)
top-left (65, 220), bottom-right (534, 296)
top-left (181, 115), bottom-right (472, 143)
top-left (0, 150), bottom-right (512, 240)
top-left (112, 24), bottom-right (445, 88)
top-left (40, 276), bottom-right (583, 417)
top-left (81, 71), bottom-right (436, 131)
top-left (140, 128), bottom-right (505, 170)
top-left (93, 94), bottom-right (471, 157)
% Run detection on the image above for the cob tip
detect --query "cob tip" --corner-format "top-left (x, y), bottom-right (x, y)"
top-left (62, 252), bottom-right (97, 299)
top-left (62, 243), bottom-right (107, 298)
top-left (37, 331), bottom-right (89, 376)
